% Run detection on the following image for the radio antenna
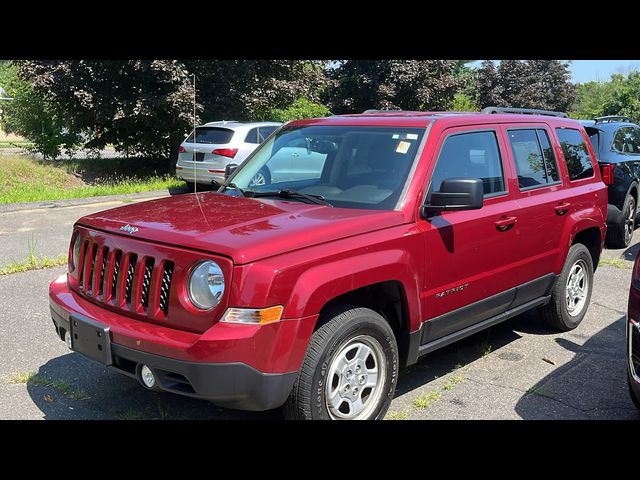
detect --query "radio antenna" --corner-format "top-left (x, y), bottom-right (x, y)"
top-left (192, 73), bottom-right (197, 194)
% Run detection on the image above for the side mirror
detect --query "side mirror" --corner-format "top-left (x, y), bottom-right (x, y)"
top-left (225, 163), bottom-right (239, 179)
top-left (422, 178), bottom-right (484, 217)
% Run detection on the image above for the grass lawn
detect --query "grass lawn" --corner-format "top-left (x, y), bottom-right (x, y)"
top-left (0, 153), bottom-right (182, 203)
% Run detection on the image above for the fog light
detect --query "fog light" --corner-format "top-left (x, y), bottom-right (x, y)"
top-left (65, 330), bottom-right (72, 350)
top-left (140, 365), bottom-right (156, 388)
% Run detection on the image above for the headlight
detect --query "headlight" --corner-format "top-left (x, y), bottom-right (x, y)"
top-left (70, 233), bottom-right (81, 275)
top-left (188, 261), bottom-right (225, 310)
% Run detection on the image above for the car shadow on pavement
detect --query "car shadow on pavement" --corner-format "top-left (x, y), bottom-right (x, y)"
top-left (622, 242), bottom-right (640, 262)
top-left (395, 314), bottom-right (527, 397)
top-left (514, 315), bottom-right (640, 419)
top-left (27, 352), bottom-right (281, 420)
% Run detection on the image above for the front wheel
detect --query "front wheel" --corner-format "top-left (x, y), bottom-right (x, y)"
top-left (539, 243), bottom-right (594, 331)
top-left (248, 167), bottom-right (271, 187)
top-left (282, 306), bottom-right (398, 420)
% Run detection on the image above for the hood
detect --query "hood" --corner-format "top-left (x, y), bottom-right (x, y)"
top-left (77, 192), bottom-right (405, 264)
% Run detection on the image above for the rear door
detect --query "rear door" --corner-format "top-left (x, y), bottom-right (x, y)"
top-left (420, 126), bottom-right (522, 342)
top-left (237, 126), bottom-right (280, 163)
top-left (499, 124), bottom-right (571, 300)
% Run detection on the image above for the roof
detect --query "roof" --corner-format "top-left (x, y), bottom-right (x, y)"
top-left (289, 111), bottom-right (584, 129)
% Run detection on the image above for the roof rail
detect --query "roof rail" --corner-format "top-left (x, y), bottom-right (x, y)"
top-left (594, 115), bottom-right (634, 124)
top-left (481, 106), bottom-right (568, 118)
top-left (362, 109), bottom-right (402, 114)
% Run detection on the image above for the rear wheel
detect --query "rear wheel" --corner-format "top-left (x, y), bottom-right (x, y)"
top-left (282, 306), bottom-right (398, 420)
top-left (539, 243), bottom-right (594, 331)
top-left (607, 194), bottom-right (635, 249)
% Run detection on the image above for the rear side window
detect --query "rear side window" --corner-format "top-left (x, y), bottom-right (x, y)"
top-left (430, 131), bottom-right (505, 196)
top-left (612, 126), bottom-right (640, 154)
top-left (508, 129), bottom-right (560, 189)
top-left (185, 127), bottom-right (234, 144)
top-left (556, 128), bottom-right (594, 181)
top-left (258, 126), bottom-right (278, 142)
top-left (245, 126), bottom-right (279, 144)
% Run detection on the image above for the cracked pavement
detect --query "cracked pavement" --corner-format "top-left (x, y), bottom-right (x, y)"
top-left (1, 199), bottom-right (639, 419)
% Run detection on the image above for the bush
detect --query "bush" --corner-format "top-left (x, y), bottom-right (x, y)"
top-left (0, 62), bottom-right (80, 160)
top-left (452, 93), bottom-right (479, 112)
top-left (265, 98), bottom-right (331, 122)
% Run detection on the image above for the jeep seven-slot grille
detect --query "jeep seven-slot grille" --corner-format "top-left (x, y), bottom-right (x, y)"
top-left (76, 240), bottom-right (174, 318)
top-left (633, 325), bottom-right (640, 373)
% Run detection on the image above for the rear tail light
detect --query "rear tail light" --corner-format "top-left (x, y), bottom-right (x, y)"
top-left (212, 148), bottom-right (238, 158)
top-left (601, 163), bottom-right (614, 186)
top-left (178, 145), bottom-right (187, 153)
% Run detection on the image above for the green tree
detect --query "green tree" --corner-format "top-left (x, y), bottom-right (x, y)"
top-left (1, 61), bottom-right (80, 159)
top-left (265, 97), bottom-right (331, 122)
top-left (325, 60), bottom-right (461, 113)
top-left (18, 60), bottom-right (196, 161)
top-left (570, 72), bottom-right (640, 122)
top-left (16, 60), bottom-right (330, 161)
top-left (477, 60), bottom-right (575, 112)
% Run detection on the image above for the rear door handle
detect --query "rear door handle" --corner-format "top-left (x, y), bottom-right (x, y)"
top-left (554, 202), bottom-right (571, 215)
top-left (495, 216), bottom-right (517, 231)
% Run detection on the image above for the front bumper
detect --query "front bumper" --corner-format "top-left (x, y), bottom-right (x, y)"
top-left (49, 274), bottom-right (317, 411)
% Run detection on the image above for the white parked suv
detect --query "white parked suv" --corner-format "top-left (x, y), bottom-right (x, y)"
top-left (176, 121), bottom-right (281, 190)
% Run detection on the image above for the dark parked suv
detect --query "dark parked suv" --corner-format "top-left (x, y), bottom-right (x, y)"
top-left (49, 107), bottom-right (607, 419)
top-left (582, 117), bottom-right (640, 248)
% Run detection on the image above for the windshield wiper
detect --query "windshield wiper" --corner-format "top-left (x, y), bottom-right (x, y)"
top-left (223, 183), bottom-right (247, 197)
top-left (245, 189), bottom-right (333, 207)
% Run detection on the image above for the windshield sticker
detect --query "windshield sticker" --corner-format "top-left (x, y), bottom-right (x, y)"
top-left (406, 133), bottom-right (419, 140)
top-left (396, 141), bottom-right (411, 154)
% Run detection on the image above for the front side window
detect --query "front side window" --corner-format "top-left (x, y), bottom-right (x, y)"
top-left (508, 129), bottom-right (560, 189)
top-left (612, 126), bottom-right (640, 154)
top-left (556, 128), bottom-right (594, 181)
top-left (227, 125), bottom-right (425, 211)
top-left (429, 131), bottom-right (505, 197)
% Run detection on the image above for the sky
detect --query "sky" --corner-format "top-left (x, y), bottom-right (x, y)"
top-left (471, 60), bottom-right (640, 84)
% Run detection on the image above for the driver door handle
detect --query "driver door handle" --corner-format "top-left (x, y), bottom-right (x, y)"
top-left (495, 216), bottom-right (517, 231)
top-left (555, 202), bottom-right (571, 215)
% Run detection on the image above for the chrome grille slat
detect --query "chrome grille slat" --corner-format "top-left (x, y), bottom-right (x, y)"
top-left (124, 254), bottom-right (137, 304)
top-left (112, 250), bottom-right (122, 296)
top-left (159, 262), bottom-right (174, 315)
top-left (140, 258), bottom-right (154, 309)
top-left (98, 246), bottom-right (108, 295)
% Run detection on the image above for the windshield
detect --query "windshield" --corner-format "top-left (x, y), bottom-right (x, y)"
top-left (224, 125), bottom-right (425, 210)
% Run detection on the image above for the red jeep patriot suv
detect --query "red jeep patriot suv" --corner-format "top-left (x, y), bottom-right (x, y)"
top-left (49, 107), bottom-right (607, 420)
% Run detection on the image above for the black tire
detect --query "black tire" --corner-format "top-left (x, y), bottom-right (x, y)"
top-left (539, 243), bottom-right (594, 331)
top-left (628, 373), bottom-right (640, 409)
top-left (249, 167), bottom-right (271, 187)
top-left (606, 194), bottom-right (636, 249)
top-left (282, 306), bottom-right (398, 420)
top-left (184, 181), bottom-right (196, 193)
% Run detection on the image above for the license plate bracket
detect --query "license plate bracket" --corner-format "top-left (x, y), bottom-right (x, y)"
top-left (69, 316), bottom-right (112, 366)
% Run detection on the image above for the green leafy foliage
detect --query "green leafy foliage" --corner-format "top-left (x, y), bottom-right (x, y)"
top-left (571, 72), bottom-right (640, 122)
top-left (0, 62), bottom-right (81, 159)
top-left (477, 60), bottom-right (576, 112)
top-left (264, 97), bottom-right (331, 122)
top-left (325, 60), bottom-right (462, 113)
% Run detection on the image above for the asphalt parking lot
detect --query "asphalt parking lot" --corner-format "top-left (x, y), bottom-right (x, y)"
top-left (1, 197), bottom-right (639, 420)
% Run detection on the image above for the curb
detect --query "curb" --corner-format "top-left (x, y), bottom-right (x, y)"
top-left (0, 188), bottom-right (188, 214)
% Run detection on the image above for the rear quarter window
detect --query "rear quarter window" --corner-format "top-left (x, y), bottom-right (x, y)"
top-left (555, 128), bottom-right (594, 181)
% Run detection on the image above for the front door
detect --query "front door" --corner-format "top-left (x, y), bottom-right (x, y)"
top-left (420, 127), bottom-right (522, 343)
